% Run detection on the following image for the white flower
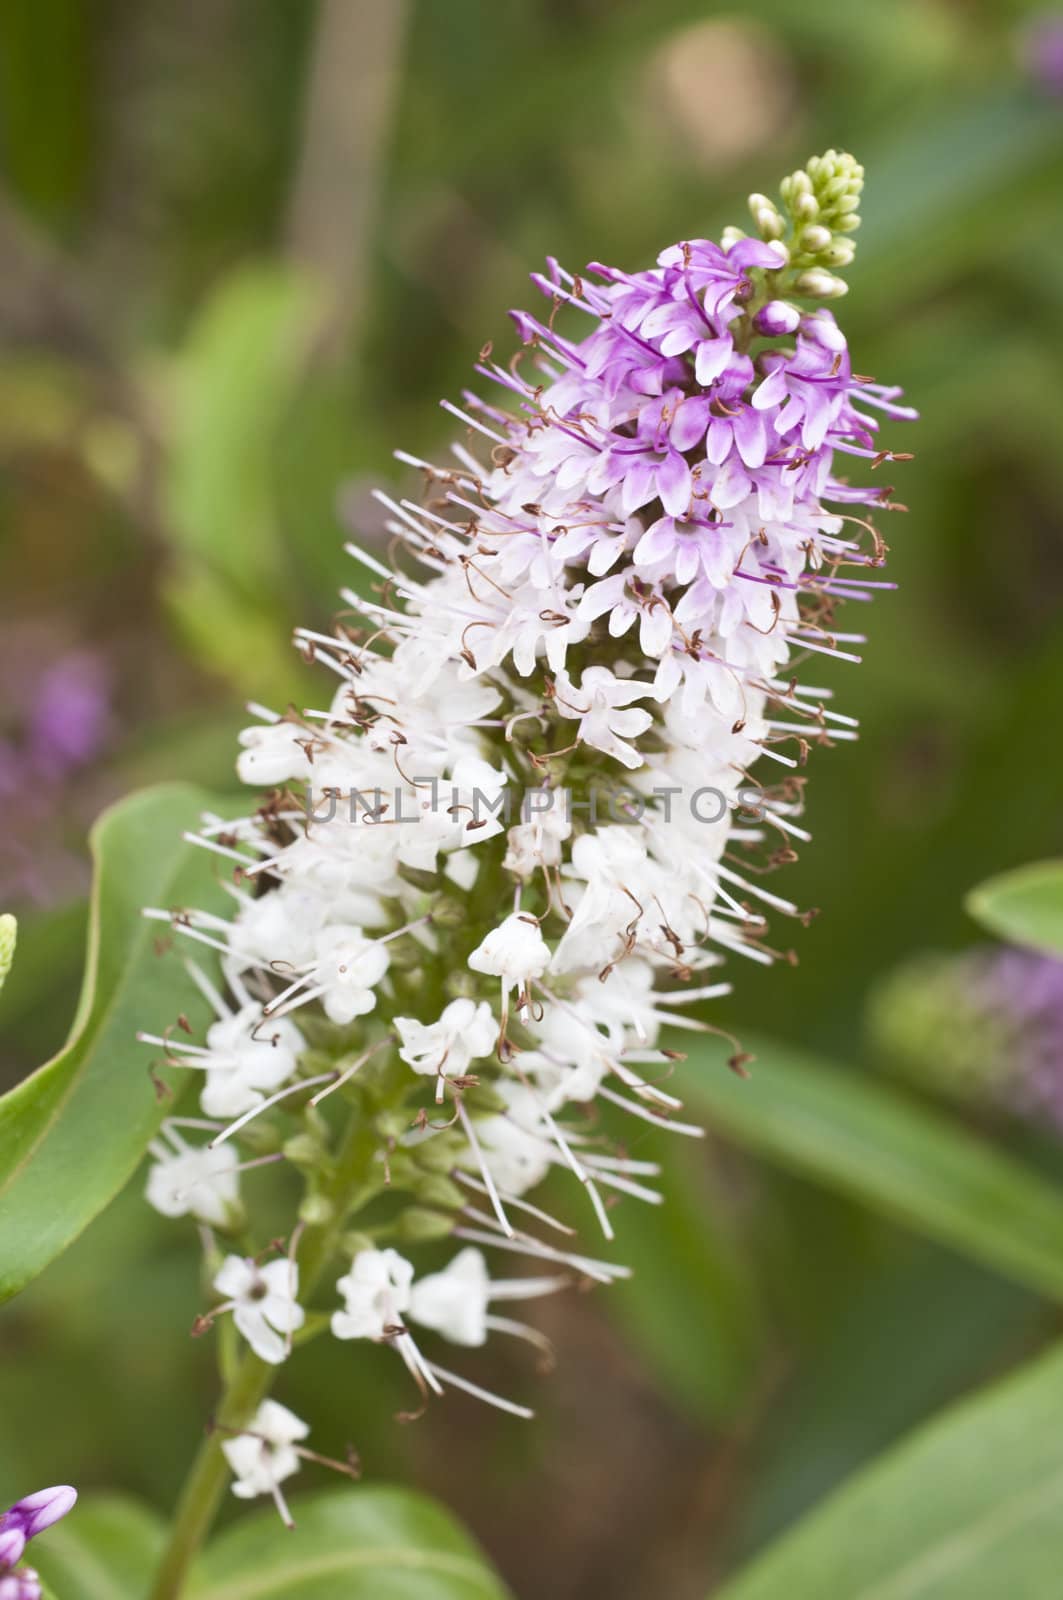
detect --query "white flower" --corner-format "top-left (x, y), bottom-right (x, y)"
top-left (213, 1256), bottom-right (305, 1365)
top-left (394, 998), bottom-right (496, 1098)
top-left (468, 913), bottom-right (550, 991)
top-left (552, 665), bottom-right (654, 769)
top-left (503, 795), bottom-right (572, 878)
top-left (471, 577), bottom-right (589, 678)
top-left (229, 881), bottom-right (389, 978)
top-left (222, 1399), bottom-right (309, 1502)
top-left (577, 573), bottom-right (674, 657)
top-left (409, 1247), bottom-right (565, 1347)
top-left (467, 1084), bottom-right (554, 1195)
top-left (551, 828), bottom-right (657, 972)
top-left (236, 720), bottom-right (313, 786)
top-left (395, 759), bottom-right (508, 871)
top-left (145, 1139), bottom-right (240, 1228)
top-left (332, 1248), bottom-right (413, 1341)
top-left (311, 927), bottom-right (390, 1025)
top-left (409, 1247), bottom-right (491, 1346)
top-left (200, 1006), bottom-right (305, 1119)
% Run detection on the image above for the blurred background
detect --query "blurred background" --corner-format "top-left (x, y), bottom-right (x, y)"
top-left (2, 1), bottom-right (1063, 1595)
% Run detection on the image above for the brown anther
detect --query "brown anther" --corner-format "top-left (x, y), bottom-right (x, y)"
top-left (149, 1064), bottom-right (172, 1102)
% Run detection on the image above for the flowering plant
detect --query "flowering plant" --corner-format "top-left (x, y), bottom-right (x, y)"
top-left (120, 149), bottom-right (912, 1595)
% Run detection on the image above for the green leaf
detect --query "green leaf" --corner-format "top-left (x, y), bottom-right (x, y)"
top-left (735, 1245), bottom-right (1043, 1558)
top-left (0, 783), bottom-right (236, 1303)
top-left (31, 1496), bottom-right (165, 1600)
top-left (965, 859), bottom-right (1063, 956)
top-left (166, 266), bottom-right (321, 585)
top-left (187, 1487), bottom-right (512, 1599)
top-left (716, 1340), bottom-right (1063, 1600)
top-left (680, 1037), bottom-right (1063, 1302)
top-left (162, 265), bottom-right (323, 701)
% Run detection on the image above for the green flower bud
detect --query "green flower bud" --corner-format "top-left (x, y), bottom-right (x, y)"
top-left (793, 268), bottom-right (849, 299)
top-left (414, 1172), bottom-right (466, 1210)
top-left (299, 1192), bottom-right (336, 1226)
top-left (386, 933), bottom-right (426, 971)
top-left (411, 1134), bottom-right (464, 1173)
top-left (377, 1107), bottom-right (414, 1140)
top-left (782, 170), bottom-right (813, 201)
top-left (283, 1132), bottom-right (325, 1168)
top-left (399, 865), bottom-right (439, 893)
top-left (799, 224), bottom-right (832, 253)
top-left (444, 969), bottom-right (479, 1000)
top-left (391, 1206), bottom-right (456, 1244)
top-left (747, 192), bottom-right (784, 240)
top-left (233, 1117), bottom-right (287, 1156)
top-left (430, 895), bottom-right (468, 928)
top-left (339, 1229), bottom-right (376, 1258)
top-left (820, 239), bottom-right (856, 267)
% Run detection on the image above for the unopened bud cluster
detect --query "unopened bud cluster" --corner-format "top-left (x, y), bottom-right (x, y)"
top-left (743, 149), bottom-right (865, 315)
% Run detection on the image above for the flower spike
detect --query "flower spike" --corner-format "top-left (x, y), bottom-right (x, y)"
top-left (141, 151), bottom-right (914, 1507)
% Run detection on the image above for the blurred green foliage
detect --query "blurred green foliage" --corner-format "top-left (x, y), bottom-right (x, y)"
top-left (2, 1), bottom-right (1063, 1596)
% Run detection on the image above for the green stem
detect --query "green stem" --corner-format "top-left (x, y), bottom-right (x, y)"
top-left (148, 1103), bottom-right (381, 1600)
top-left (147, 1350), bottom-right (274, 1600)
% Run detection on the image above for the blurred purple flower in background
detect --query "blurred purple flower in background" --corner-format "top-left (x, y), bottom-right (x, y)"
top-left (1020, 11), bottom-right (1063, 95)
top-left (0, 1485), bottom-right (76, 1600)
top-left (0, 650), bottom-right (112, 799)
top-left (870, 944), bottom-right (1063, 1133)
top-left (0, 649), bottom-right (113, 904)
top-left (26, 655), bottom-right (113, 782)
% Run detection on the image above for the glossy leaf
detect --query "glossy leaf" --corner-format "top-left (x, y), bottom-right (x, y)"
top-left (735, 1245), bottom-right (1043, 1557)
top-left (716, 1340), bottom-right (1063, 1599)
top-left (965, 859), bottom-right (1063, 957)
top-left (187, 1487), bottom-right (512, 1600)
top-left (680, 1037), bottom-right (1063, 1302)
top-left (0, 784), bottom-right (236, 1303)
top-left (31, 1496), bottom-right (165, 1600)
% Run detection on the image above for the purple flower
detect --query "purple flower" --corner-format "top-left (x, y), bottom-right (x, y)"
top-left (0, 1486), bottom-right (76, 1598)
top-left (753, 299), bottom-right (801, 337)
top-left (872, 947), bottom-right (1063, 1133)
top-left (28, 654), bottom-right (112, 780)
top-left (1020, 11), bottom-right (1063, 96)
